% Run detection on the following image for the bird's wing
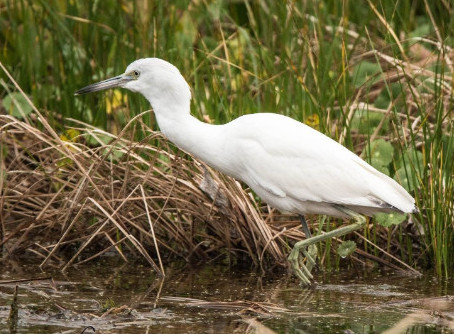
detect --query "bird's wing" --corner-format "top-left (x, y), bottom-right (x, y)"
top-left (226, 113), bottom-right (413, 212)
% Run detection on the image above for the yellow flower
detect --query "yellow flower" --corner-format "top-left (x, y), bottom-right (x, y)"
top-left (106, 89), bottom-right (127, 115)
top-left (60, 128), bottom-right (80, 142)
top-left (305, 114), bottom-right (319, 130)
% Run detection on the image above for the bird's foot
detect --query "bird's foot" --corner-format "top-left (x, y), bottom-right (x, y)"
top-left (288, 242), bottom-right (318, 287)
top-left (288, 209), bottom-right (367, 287)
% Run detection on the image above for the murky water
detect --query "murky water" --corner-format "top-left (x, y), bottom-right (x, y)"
top-left (1, 258), bottom-right (453, 334)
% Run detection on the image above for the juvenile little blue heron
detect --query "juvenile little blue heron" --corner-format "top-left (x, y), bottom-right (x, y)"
top-left (75, 58), bottom-right (418, 285)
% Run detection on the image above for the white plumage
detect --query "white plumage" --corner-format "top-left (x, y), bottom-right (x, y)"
top-left (76, 58), bottom-right (418, 285)
top-left (213, 112), bottom-right (416, 217)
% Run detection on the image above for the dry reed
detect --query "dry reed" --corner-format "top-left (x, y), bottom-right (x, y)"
top-left (0, 113), bottom-right (296, 274)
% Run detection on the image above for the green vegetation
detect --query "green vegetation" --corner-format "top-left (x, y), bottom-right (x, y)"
top-left (1, 1), bottom-right (452, 278)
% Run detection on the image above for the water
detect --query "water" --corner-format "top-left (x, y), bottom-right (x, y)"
top-left (1, 259), bottom-right (453, 334)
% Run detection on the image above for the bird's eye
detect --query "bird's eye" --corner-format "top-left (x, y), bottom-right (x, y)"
top-left (132, 70), bottom-right (140, 78)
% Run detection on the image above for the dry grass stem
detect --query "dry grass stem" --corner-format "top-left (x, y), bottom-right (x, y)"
top-left (0, 114), bottom-right (298, 271)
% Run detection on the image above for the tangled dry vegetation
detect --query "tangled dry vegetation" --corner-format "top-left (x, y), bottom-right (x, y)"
top-left (0, 112), bottom-right (301, 274)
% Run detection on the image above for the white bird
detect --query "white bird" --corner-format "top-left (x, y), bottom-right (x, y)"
top-left (75, 58), bottom-right (418, 285)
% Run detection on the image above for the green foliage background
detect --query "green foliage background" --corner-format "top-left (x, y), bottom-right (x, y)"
top-left (1, 0), bottom-right (453, 276)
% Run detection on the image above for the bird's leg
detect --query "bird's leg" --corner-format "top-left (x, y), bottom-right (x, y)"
top-left (288, 207), bottom-right (366, 286)
top-left (299, 214), bottom-right (312, 238)
top-left (298, 215), bottom-right (318, 276)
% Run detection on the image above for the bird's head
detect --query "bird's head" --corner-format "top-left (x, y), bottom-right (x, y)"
top-left (75, 58), bottom-right (192, 114)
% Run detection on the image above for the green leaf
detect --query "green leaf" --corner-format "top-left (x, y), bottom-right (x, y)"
top-left (395, 167), bottom-right (411, 192)
top-left (374, 212), bottom-right (407, 227)
top-left (351, 109), bottom-right (388, 135)
top-left (2, 92), bottom-right (33, 119)
top-left (337, 240), bottom-right (357, 258)
top-left (85, 132), bottom-right (113, 146)
top-left (102, 147), bottom-right (125, 162)
top-left (397, 148), bottom-right (424, 169)
top-left (395, 148), bottom-right (424, 191)
top-left (409, 23), bottom-right (431, 38)
top-left (362, 139), bottom-right (394, 175)
top-left (374, 83), bottom-right (404, 109)
top-left (352, 61), bottom-right (382, 88)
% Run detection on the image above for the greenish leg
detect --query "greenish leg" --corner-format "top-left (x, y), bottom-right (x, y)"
top-left (288, 207), bottom-right (366, 286)
top-left (297, 215), bottom-right (318, 285)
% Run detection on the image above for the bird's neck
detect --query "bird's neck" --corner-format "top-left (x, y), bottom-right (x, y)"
top-left (154, 107), bottom-right (227, 172)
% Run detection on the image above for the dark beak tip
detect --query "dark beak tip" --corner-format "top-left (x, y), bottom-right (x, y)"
top-left (74, 88), bottom-right (86, 96)
top-left (74, 87), bottom-right (95, 96)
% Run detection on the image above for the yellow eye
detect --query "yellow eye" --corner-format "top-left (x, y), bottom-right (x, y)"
top-left (131, 70), bottom-right (140, 78)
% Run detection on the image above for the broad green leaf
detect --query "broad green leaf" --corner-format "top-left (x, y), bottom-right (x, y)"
top-left (352, 61), bottom-right (382, 88)
top-left (395, 148), bottom-right (423, 191)
top-left (395, 167), bottom-right (412, 192)
top-left (416, 76), bottom-right (448, 95)
top-left (2, 92), bottom-right (33, 119)
top-left (374, 83), bottom-right (404, 109)
top-left (85, 132), bottom-right (113, 146)
top-left (362, 139), bottom-right (394, 175)
top-left (409, 23), bottom-right (431, 38)
top-left (351, 109), bottom-right (388, 135)
top-left (102, 147), bottom-right (125, 162)
top-left (397, 148), bottom-right (424, 170)
top-left (374, 212), bottom-right (407, 227)
top-left (337, 240), bottom-right (357, 258)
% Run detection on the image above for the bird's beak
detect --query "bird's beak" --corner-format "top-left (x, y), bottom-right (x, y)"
top-left (75, 74), bottom-right (133, 95)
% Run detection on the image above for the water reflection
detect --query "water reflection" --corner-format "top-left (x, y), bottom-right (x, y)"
top-left (0, 258), bottom-right (452, 334)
